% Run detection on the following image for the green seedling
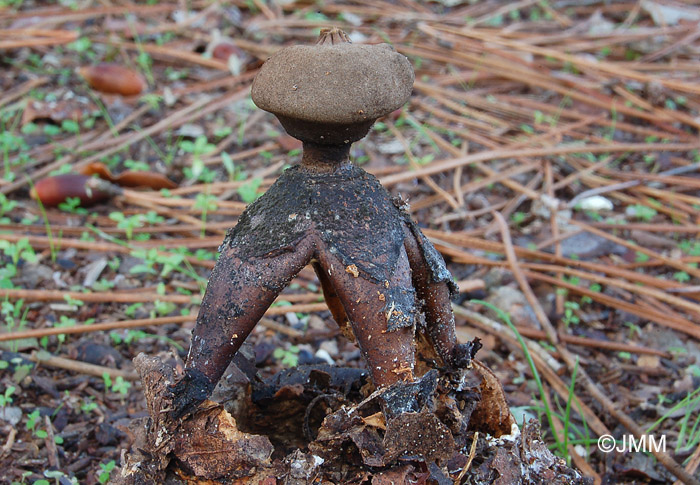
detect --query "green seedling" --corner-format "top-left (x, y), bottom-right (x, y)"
top-left (2, 299), bottom-right (29, 350)
top-left (193, 192), bottom-right (218, 237)
top-left (103, 373), bottom-right (132, 396)
top-left (98, 460), bottom-right (116, 484)
top-left (0, 385), bottom-right (15, 407)
top-left (237, 177), bottom-right (263, 203)
top-left (80, 397), bottom-right (98, 414)
top-left (0, 193), bottom-right (17, 222)
top-left (562, 300), bottom-right (580, 326)
top-left (628, 204), bottom-right (657, 222)
top-left (57, 196), bottom-right (88, 215)
top-left (181, 135), bottom-right (216, 182)
top-left (273, 345), bottom-right (300, 368)
top-left (109, 212), bottom-right (145, 241)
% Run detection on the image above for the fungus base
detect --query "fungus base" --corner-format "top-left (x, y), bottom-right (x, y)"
top-left (116, 354), bottom-right (591, 484)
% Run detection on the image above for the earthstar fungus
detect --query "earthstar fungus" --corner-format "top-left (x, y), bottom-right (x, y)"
top-left (170, 28), bottom-right (481, 419)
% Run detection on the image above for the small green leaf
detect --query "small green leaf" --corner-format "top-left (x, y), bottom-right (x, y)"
top-left (237, 177), bottom-right (263, 203)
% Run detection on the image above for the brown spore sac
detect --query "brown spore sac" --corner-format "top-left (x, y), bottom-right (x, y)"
top-left (251, 28), bottom-right (414, 145)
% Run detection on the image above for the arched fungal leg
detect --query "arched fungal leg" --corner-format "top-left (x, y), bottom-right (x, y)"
top-left (312, 261), bottom-right (353, 341)
top-left (170, 236), bottom-right (316, 418)
top-left (316, 244), bottom-right (416, 388)
top-left (403, 226), bottom-right (480, 369)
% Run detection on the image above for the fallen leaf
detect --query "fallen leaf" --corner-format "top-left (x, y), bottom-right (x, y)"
top-left (469, 359), bottom-right (516, 438)
top-left (173, 403), bottom-right (274, 480)
top-left (112, 170), bottom-right (177, 190)
top-left (362, 412), bottom-right (386, 430)
top-left (21, 99), bottom-right (83, 126)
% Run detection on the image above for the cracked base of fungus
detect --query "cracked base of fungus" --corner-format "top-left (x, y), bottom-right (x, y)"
top-left (115, 353), bottom-right (590, 484)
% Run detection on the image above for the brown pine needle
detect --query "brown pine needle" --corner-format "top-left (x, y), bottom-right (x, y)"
top-left (0, 303), bottom-right (328, 343)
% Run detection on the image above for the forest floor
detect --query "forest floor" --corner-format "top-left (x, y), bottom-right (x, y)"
top-left (1, 0), bottom-right (699, 484)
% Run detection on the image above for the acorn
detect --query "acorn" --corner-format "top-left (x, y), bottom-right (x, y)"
top-left (30, 174), bottom-right (119, 207)
top-left (78, 63), bottom-right (147, 96)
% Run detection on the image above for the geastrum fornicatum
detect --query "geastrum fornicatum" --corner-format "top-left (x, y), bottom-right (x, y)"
top-left (170, 28), bottom-right (481, 419)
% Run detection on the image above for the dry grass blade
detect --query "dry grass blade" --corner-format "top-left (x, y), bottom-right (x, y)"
top-left (0, 28), bottom-right (78, 48)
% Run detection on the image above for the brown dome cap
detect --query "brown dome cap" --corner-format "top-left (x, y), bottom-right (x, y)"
top-left (251, 28), bottom-right (414, 144)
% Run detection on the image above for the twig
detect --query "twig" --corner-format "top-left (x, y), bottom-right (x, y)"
top-left (0, 29), bottom-right (77, 49)
top-left (512, 326), bottom-right (669, 357)
top-left (456, 431), bottom-right (479, 483)
top-left (1, 428), bottom-right (17, 457)
top-left (567, 162), bottom-right (700, 208)
top-left (386, 120), bottom-right (460, 210)
top-left (2, 88), bottom-right (249, 195)
top-left (0, 77), bottom-right (47, 110)
top-left (97, 38), bottom-right (229, 70)
top-left (674, 442), bottom-right (700, 485)
top-left (43, 415), bottom-right (60, 468)
top-left (432, 26), bottom-right (700, 96)
top-left (570, 220), bottom-right (700, 280)
top-left (494, 212), bottom-right (559, 344)
top-left (0, 303), bottom-right (328, 343)
top-left (0, 233), bottom-right (216, 269)
top-left (0, 289), bottom-right (194, 304)
top-left (0, 288), bottom-right (321, 305)
top-left (25, 352), bottom-right (138, 381)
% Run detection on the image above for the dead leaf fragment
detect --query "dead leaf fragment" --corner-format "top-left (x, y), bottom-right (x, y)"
top-left (212, 42), bottom-right (244, 61)
top-left (362, 412), bottom-right (386, 430)
top-left (383, 412), bottom-right (454, 464)
top-left (469, 359), bottom-right (516, 437)
top-left (21, 99), bottom-right (83, 126)
top-left (637, 354), bottom-right (661, 368)
top-left (174, 404), bottom-right (274, 480)
top-left (371, 464), bottom-right (420, 484)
